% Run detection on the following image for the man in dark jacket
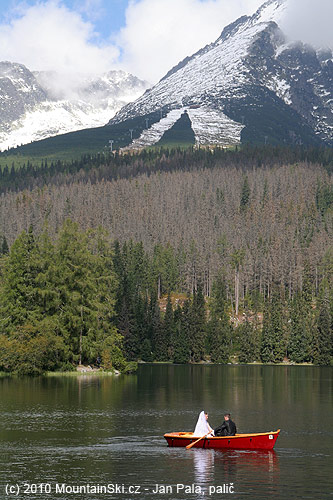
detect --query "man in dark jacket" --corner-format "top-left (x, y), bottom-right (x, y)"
top-left (214, 413), bottom-right (237, 436)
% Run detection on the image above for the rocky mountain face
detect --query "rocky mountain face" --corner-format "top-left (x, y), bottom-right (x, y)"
top-left (110, 0), bottom-right (333, 147)
top-left (0, 62), bottom-right (47, 128)
top-left (0, 62), bottom-right (148, 150)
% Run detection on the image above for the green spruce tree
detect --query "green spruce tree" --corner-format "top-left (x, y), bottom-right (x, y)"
top-left (240, 175), bottom-right (251, 211)
top-left (163, 294), bottom-right (175, 359)
top-left (1, 236), bottom-right (9, 255)
top-left (190, 284), bottom-right (206, 362)
top-left (261, 293), bottom-right (285, 363)
top-left (151, 294), bottom-right (166, 360)
top-left (238, 316), bottom-right (258, 363)
top-left (0, 227), bottom-right (40, 329)
top-left (173, 304), bottom-right (190, 363)
top-left (208, 275), bottom-right (230, 363)
top-left (288, 293), bottom-right (312, 363)
top-left (315, 287), bottom-right (332, 365)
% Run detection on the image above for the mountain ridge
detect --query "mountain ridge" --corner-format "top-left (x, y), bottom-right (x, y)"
top-left (2, 0), bottom-right (332, 157)
top-left (0, 62), bottom-right (148, 150)
top-left (109, 0), bottom-right (332, 148)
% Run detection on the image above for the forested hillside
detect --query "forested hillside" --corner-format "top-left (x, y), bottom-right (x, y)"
top-left (0, 146), bottom-right (332, 373)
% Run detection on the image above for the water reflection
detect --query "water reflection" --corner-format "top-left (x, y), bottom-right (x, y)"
top-left (191, 448), bottom-right (279, 497)
top-left (214, 449), bottom-right (278, 473)
top-left (192, 449), bottom-right (215, 484)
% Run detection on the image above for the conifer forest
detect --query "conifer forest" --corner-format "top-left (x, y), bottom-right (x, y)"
top-left (0, 146), bottom-right (332, 374)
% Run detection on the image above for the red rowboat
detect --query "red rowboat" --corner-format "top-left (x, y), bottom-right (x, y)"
top-left (164, 429), bottom-right (280, 450)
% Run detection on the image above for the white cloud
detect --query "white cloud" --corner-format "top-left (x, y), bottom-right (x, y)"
top-left (0, 1), bottom-right (119, 97)
top-left (0, 0), bottom-right (265, 89)
top-left (117, 0), bottom-right (263, 82)
top-left (282, 0), bottom-right (333, 50)
top-left (0, 0), bottom-right (331, 97)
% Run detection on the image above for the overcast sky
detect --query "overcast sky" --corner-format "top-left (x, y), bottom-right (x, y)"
top-left (0, 0), bottom-right (331, 87)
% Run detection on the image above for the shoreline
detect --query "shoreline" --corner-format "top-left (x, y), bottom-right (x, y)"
top-left (138, 360), bottom-right (315, 367)
top-left (0, 370), bottom-right (120, 378)
top-left (0, 361), bottom-right (320, 378)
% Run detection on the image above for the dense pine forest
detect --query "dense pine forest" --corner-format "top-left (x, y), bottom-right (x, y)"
top-left (0, 145), bottom-right (332, 374)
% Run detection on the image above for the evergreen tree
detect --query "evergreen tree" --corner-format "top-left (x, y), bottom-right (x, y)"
top-left (261, 302), bottom-right (274, 363)
top-left (163, 294), bottom-right (175, 358)
top-left (128, 241), bottom-right (149, 295)
top-left (151, 294), bottom-right (166, 360)
top-left (230, 248), bottom-right (245, 317)
top-left (151, 244), bottom-right (179, 296)
top-left (1, 236), bottom-right (9, 255)
top-left (131, 292), bottom-right (146, 359)
top-left (261, 293), bottom-right (285, 363)
top-left (116, 280), bottom-right (136, 359)
top-left (113, 241), bottom-right (138, 360)
top-left (0, 227), bottom-right (40, 330)
top-left (173, 304), bottom-right (189, 363)
top-left (144, 293), bottom-right (155, 359)
top-left (208, 275), bottom-right (230, 363)
top-left (0, 227), bottom-right (63, 373)
top-left (90, 227), bottom-right (125, 370)
top-left (240, 175), bottom-right (251, 211)
top-left (52, 220), bottom-right (99, 364)
top-left (315, 287), bottom-right (332, 365)
top-left (112, 241), bottom-right (124, 290)
top-left (190, 284), bottom-right (206, 362)
top-left (32, 221), bottom-right (123, 369)
top-left (288, 293), bottom-right (312, 363)
top-left (270, 293), bottom-right (285, 362)
top-left (238, 316), bottom-right (258, 363)
top-left (140, 338), bottom-right (153, 362)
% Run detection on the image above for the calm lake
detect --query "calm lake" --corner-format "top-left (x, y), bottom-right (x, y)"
top-left (0, 365), bottom-right (332, 499)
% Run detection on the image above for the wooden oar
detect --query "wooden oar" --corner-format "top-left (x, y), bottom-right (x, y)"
top-left (186, 430), bottom-right (212, 450)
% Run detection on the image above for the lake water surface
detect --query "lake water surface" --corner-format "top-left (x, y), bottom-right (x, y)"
top-left (0, 365), bottom-right (332, 499)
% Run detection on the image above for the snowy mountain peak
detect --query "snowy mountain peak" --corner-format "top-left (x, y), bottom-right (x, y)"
top-left (254, 0), bottom-right (287, 23)
top-left (0, 61), bottom-right (45, 98)
top-left (0, 62), bottom-right (148, 150)
top-left (0, 62), bottom-right (47, 130)
top-left (110, 0), bottom-right (332, 147)
top-left (0, 61), bottom-right (34, 79)
top-left (218, 0), bottom-right (285, 43)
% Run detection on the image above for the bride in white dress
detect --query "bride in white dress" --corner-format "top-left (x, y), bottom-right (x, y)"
top-left (193, 411), bottom-right (214, 437)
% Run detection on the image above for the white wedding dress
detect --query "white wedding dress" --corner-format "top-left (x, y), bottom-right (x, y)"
top-left (193, 411), bottom-right (214, 437)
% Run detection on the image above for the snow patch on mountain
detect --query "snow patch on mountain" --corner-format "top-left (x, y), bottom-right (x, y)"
top-left (275, 41), bottom-right (293, 57)
top-left (265, 75), bottom-right (292, 105)
top-left (125, 106), bottom-right (244, 149)
top-left (0, 100), bottom-right (120, 150)
top-left (187, 107), bottom-right (244, 145)
top-left (126, 109), bottom-right (183, 149)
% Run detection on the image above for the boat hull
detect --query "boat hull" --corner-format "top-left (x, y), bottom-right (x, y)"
top-left (164, 430), bottom-right (280, 450)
